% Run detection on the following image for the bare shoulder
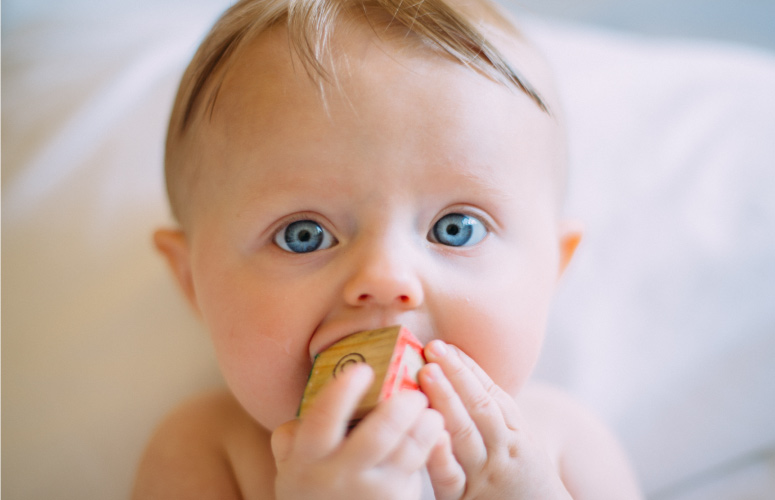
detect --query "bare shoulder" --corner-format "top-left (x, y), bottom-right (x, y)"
top-left (132, 389), bottom-right (275, 500)
top-left (518, 382), bottom-right (643, 500)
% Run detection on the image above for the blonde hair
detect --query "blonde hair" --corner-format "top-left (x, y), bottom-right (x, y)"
top-left (165, 0), bottom-right (548, 226)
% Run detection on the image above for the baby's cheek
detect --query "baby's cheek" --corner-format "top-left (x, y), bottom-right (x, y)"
top-left (436, 297), bottom-right (546, 396)
top-left (461, 331), bottom-right (540, 395)
top-left (210, 329), bottom-right (312, 430)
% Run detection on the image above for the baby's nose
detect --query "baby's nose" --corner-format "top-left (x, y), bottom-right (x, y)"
top-left (342, 243), bottom-right (424, 309)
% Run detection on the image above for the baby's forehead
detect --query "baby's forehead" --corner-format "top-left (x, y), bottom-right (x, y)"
top-left (166, 0), bottom-right (565, 228)
top-left (208, 25), bottom-right (540, 141)
top-left (206, 30), bottom-right (562, 191)
top-left (211, 26), bottom-right (559, 155)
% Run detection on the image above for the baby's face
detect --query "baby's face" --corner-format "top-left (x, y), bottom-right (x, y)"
top-left (176, 26), bottom-right (573, 431)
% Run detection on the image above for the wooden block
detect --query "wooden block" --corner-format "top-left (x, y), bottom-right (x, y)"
top-left (298, 325), bottom-right (426, 423)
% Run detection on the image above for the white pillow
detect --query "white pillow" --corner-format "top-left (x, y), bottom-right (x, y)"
top-left (3, 3), bottom-right (774, 498)
top-left (525, 18), bottom-right (775, 497)
top-left (3, 3), bottom-right (228, 498)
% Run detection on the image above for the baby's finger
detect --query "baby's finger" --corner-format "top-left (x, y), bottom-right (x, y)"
top-left (343, 389), bottom-right (430, 468)
top-left (450, 344), bottom-right (525, 432)
top-left (294, 362), bottom-right (374, 461)
top-left (424, 340), bottom-right (507, 446)
top-left (382, 408), bottom-right (445, 473)
top-left (426, 431), bottom-right (466, 500)
top-left (419, 361), bottom-right (486, 471)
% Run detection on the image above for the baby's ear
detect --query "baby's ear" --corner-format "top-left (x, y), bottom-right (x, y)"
top-left (557, 220), bottom-right (583, 278)
top-left (153, 229), bottom-right (199, 314)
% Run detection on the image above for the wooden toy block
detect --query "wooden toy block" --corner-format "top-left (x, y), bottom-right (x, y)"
top-left (298, 325), bottom-right (425, 423)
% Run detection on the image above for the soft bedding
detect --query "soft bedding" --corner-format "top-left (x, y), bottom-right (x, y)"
top-left (3, 2), bottom-right (775, 498)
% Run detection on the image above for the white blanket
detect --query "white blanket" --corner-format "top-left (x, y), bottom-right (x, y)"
top-left (3, 2), bottom-right (774, 498)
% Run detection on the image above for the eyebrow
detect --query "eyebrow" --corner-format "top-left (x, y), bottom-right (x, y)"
top-left (456, 167), bottom-right (516, 201)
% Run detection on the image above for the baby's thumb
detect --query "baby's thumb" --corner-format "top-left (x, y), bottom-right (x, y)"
top-left (270, 420), bottom-right (300, 463)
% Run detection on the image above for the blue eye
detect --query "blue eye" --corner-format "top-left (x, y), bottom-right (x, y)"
top-left (274, 220), bottom-right (337, 253)
top-left (431, 213), bottom-right (487, 247)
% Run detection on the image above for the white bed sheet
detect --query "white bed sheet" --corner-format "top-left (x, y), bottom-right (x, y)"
top-left (3, 2), bottom-right (775, 498)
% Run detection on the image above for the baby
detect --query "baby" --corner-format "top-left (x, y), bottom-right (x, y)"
top-left (134, 0), bottom-right (642, 498)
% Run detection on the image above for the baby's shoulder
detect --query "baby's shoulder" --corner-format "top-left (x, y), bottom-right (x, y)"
top-left (518, 382), bottom-right (643, 500)
top-left (132, 390), bottom-right (274, 500)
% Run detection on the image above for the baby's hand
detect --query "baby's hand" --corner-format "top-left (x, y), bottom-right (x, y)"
top-left (420, 341), bottom-right (571, 500)
top-left (271, 363), bottom-right (445, 500)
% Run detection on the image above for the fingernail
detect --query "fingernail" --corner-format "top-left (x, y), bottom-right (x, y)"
top-left (429, 340), bottom-right (447, 358)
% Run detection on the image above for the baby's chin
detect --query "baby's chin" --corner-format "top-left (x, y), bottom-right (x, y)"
top-left (230, 387), bottom-right (304, 432)
top-left (248, 406), bottom-right (296, 433)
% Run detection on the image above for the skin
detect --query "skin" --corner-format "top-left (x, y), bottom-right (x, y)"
top-left (135, 21), bottom-right (642, 500)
